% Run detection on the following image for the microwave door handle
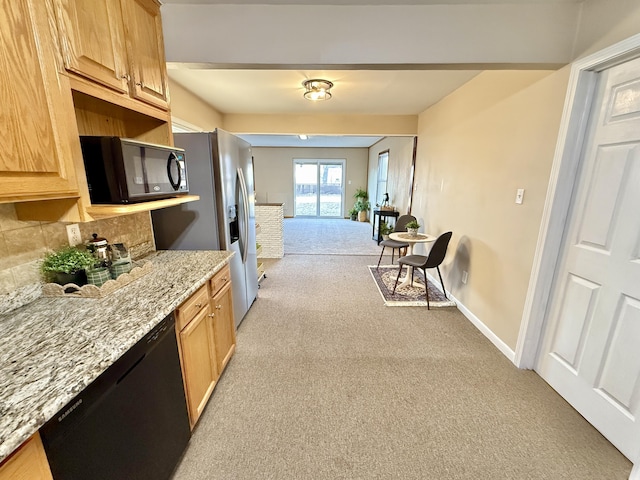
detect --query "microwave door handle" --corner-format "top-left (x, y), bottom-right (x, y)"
top-left (167, 153), bottom-right (181, 191)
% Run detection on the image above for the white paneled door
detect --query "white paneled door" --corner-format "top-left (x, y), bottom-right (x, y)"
top-left (537, 56), bottom-right (640, 462)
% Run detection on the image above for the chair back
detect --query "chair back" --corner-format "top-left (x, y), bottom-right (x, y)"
top-left (394, 215), bottom-right (416, 232)
top-left (425, 231), bottom-right (453, 268)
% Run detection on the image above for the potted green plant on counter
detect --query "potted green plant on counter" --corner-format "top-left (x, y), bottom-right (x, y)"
top-left (405, 220), bottom-right (420, 237)
top-left (41, 246), bottom-right (97, 286)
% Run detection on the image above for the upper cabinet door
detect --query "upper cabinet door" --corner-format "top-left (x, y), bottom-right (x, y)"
top-left (0, 0), bottom-right (80, 200)
top-left (54, 0), bottom-right (129, 93)
top-left (121, 0), bottom-right (169, 109)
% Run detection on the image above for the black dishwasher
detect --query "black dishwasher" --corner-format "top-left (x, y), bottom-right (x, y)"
top-left (40, 313), bottom-right (191, 480)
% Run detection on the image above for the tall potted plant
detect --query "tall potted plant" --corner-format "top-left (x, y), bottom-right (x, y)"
top-left (354, 199), bottom-right (370, 222)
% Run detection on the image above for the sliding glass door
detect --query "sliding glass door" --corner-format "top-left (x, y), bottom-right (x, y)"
top-left (294, 159), bottom-right (345, 218)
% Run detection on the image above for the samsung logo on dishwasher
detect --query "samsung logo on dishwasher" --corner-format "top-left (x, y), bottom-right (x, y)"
top-left (58, 398), bottom-right (83, 422)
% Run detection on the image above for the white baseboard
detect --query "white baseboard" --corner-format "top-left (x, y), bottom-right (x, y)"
top-left (630, 463), bottom-right (639, 480)
top-left (426, 272), bottom-right (516, 364)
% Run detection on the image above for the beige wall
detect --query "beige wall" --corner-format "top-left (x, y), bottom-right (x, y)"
top-left (0, 205), bottom-right (155, 296)
top-left (252, 147), bottom-right (369, 218)
top-left (367, 137), bottom-right (415, 215)
top-left (223, 114), bottom-right (417, 136)
top-left (573, 0), bottom-right (640, 59)
top-left (169, 79), bottom-right (223, 131)
top-left (413, 70), bottom-right (570, 349)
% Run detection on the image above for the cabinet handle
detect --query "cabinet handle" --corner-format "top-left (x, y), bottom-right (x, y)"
top-left (136, 82), bottom-right (142, 86)
top-left (121, 74), bottom-right (130, 81)
top-left (216, 305), bottom-right (222, 310)
top-left (195, 302), bottom-right (202, 308)
top-left (208, 313), bottom-right (215, 318)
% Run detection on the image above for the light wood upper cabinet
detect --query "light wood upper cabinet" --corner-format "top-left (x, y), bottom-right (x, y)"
top-left (54, 0), bottom-right (129, 93)
top-left (54, 0), bottom-right (169, 110)
top-left (0, 0), bottom-right (81, 201)
top-left (0, 433), bottom-right (53, 480)
top-left (121, 0), bottom-right (170, 109)
top-left (2, 0), bottom-right (185, 220)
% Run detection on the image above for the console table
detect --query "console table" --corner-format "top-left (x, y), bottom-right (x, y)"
top-left (372, 209), bottom-right (400, 244)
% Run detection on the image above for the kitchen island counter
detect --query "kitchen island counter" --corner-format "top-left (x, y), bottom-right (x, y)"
top-left (0, 250), bottom-right (233, 463)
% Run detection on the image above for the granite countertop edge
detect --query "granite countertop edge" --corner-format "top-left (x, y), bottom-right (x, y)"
top-left (0, 250), bottom-right (234, 464)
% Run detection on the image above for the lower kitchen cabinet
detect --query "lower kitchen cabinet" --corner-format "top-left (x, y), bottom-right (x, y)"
top-left (176, 284), bottom-right (218, 429)
top-left (210, 280), bottom-right (236, 373)
top-left (0, 433), bottom-right (53, 480)
top-left (175, 264), bottom-right (236, 429)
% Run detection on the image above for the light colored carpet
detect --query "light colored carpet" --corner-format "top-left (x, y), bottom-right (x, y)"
top-left (284, 218), bottom-right (385, 256)
top-left (171, 220), bottom-right (631, 480)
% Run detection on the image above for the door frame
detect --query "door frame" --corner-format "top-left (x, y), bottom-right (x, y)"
top-left (516, 32), bottom-right (640, 370)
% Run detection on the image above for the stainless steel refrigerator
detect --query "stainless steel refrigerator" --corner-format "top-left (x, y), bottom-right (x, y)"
top-left (151, 130), bottom-right (258, 327)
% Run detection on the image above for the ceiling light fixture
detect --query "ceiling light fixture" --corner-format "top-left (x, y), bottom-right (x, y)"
top-left (303, 79), bottom-right (333, 101)
top-left (298, 134), bottom-right (308, 140)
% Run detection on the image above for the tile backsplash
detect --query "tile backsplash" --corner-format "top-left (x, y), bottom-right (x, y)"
top-left (0, 204), bottom-right (155, 296)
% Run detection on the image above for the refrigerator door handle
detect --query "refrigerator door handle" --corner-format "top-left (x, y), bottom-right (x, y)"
top-left (237, 167), bottom-right (250, 264)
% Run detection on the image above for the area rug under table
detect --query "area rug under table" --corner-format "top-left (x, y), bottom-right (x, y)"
top-left (369, 265), bottom-right (456, 307)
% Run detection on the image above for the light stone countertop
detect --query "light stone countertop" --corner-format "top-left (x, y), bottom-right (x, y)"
top-left (0, 249), bottom-right (233, 464)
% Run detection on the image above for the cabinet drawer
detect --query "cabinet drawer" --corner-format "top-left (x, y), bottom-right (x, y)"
top-left (176, 284), bottom-right (209, 331)
top-left (0, 433), bottom-right (53, 480)
top-left (209, 264), bottom-right (230, 297)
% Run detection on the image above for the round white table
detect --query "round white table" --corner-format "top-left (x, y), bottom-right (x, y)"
top-left (389, 232), bottom-right (436, 289)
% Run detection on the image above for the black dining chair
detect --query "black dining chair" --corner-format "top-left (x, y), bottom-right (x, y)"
top-left (376, 214), bottom-right (416, 268)
top-left (392, 231), bottom-right (453, 309)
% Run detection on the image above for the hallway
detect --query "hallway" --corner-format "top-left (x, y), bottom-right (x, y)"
top-left (172, 219), bottom-right (632, 479)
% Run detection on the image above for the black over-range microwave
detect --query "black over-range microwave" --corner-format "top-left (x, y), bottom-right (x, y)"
top-left (80, 136), bottom-right (189, 204)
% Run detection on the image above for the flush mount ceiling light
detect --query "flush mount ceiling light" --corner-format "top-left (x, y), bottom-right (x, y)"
top-left (303, 79), bottom-right (333, 101)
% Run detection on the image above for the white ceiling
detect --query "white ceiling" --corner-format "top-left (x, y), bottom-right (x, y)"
top-left (235, 134), bottom-right (384, 148)
top-left (162, 0), bottom-right (578, 147)
top-left (168, 68), bottom-right (465, 147)
top-left (167, 68), bottom-right (482, 116)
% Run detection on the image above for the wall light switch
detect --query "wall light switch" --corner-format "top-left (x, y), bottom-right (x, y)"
top-left (515, 188), bottom-right (525, 204)
top-left (461, 271), bottom-right (468, 284)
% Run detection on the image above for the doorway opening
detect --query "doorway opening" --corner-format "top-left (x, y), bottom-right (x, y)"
top-left (293, 159), bottom-right (345, 218)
